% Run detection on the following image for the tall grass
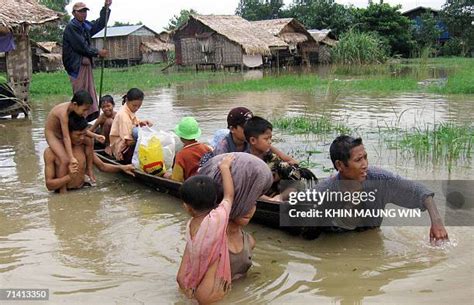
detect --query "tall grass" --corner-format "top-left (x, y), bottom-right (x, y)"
top-left (428, 59), bottom-right (474, 94)
top-left (332, 30), bottom-right (388, 65)
top-left (396, 123), bottom-right (473, 168)
top-left (273, 115), bottom-right (351, 135)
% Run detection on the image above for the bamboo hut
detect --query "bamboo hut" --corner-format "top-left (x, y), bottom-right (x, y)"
top-left (308, 29), bottom-right (338, 64)
top-left (140, 38), bottom-right (174, 64)
top-left (173, 15), bottom-right (288, 70)
top-left (31, 41), bottom-right (63, 72)
top-left (0, 0), bottom-right (61, 118)
top-left (251, 18), bottom-right (317, 66)
top-left (92, 25), bottom-right (158, 66)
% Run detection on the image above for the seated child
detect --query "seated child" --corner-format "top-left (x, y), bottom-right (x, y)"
top-left (169, 117), bottom-right (212, 182)
top-left (44, 90), bottom-right (102, 193)
top-left (89, 95), bottom-right (116, 147)
top-left (244, 116), bottom-right (317, 201)
top-left (108, 88), bottom-right (152, 163)
top-left (213, 107), bottom-right (298, 165)
top-left (177, 154), bottom-right (235, 304)
top-left (198, 153), bottom-right (273, 280)
top-left (214, 107), bottom-right (254, 155)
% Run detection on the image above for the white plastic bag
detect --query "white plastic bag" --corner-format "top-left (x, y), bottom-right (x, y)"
top-left (132, 127), bottom-right (175, 175)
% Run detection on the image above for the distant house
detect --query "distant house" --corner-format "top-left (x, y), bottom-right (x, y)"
top-left (0, 0), bottom-right (60, 117)
top-left (31, 41), bottom-right (63, 72)
top-left (92, 25), bottom-right (158, 66)
top-left (402, 6), bottom-right (450, 43)
top-left (173, 15), bottom-right (288, 70)
top-left (158, 31), bottom-right (171, 43)
top-left (140, 38), bottom-right (174, 64)
top-left (308, 29), bottom-right (338, 63)
top-left (251, 18), bottom-right (317, 66)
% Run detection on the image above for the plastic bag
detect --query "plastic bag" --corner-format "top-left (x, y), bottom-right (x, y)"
top-left (132, 127), bottom-right (175, 175)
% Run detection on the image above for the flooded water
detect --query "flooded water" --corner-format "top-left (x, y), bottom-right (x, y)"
top-left (1, 75), bottom-right (473, 304)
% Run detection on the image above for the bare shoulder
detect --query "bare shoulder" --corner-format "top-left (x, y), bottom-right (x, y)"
top-left (247, 231), bottom-right (256, 250)
top-left (43, 147), bottom-right (56, 162)
top-left (52, 102), bottom-right (70, 119)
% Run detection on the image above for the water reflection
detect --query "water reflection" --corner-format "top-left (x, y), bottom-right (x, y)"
top-left (227, 227), bottom-right (449, 305)
top-left (47, 192), bottom-right (110, 275)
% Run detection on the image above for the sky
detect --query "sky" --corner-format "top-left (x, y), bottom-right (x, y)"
top-left (66, 0), bottom-right (446, 33)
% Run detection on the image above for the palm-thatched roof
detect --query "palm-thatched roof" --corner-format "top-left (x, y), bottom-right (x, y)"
top-left (0, 0), bottom-right (61, 31)
top-left (141, 39), bottom-right (174, 53)
top-left (251, 18), bottom-right (314, 45)
top-left (36, 41), bottom-right (61, 53)
top-left (308, 29), bottom-right (337, 47)
top-left (184, 15), bottom-right (287, 55)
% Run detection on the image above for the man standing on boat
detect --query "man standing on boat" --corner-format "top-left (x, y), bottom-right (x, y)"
top-left (62, 0), bottom-right (111, 121)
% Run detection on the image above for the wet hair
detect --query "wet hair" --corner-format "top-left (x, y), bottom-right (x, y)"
top-left (329, 135), bottom-right (363, 169)
top-left (71, 90), bottom-right (93, 105)
top-left (179, 175), bottom-right (219, 212)
top-left (244, 116), bottom-right (273, 142)
top-left (99, 94), bottom-right (115, 108)
top-left (68, 112), bottom-right (89, 132)
top-left (122, 88), bottom-right (144, 105)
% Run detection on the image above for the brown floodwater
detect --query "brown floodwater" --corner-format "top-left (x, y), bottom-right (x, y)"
top-left (0, 77), bottom-right (473, 304)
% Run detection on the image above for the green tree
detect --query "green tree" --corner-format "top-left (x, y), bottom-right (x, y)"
top-left (441, 0), bottom-right (474, 56)
top-left (113, 21), bottom-right (143, 27)
top-left (235, 0), bottom-right (285, 21)
top-left (412, 12), bottom-right (442, 55)
top-left (353, 3), bottom-right (415, 57)
top-left (166, 9), bottom-right (197, 31)
top-left (285, 0), bottom-right (354, 36)
top-left (30, 0), bottom-right (70, 43)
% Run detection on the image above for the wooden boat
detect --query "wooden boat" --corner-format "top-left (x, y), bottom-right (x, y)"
top-left (95, 150), bottom-right (283, 229)
top-left (0, 83), bottom-right (29, 118)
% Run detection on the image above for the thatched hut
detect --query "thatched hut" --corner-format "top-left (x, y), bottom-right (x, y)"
top-left (0, 0), bottom-right (61, 117)
top-left (308, 29), bottom-right (338, 64)
top-left (140, 38), bottom-right (174, 64)
top-left (31, 41), bottom-right (63, 72)
top-left (173, 15), bottom-right (287, 70)
top-left (159, 31), bottom-right (171, 43)
top-left (251, 18), bottom-right (317, 66)
top-left (92, 25), bottom-right (158, 66)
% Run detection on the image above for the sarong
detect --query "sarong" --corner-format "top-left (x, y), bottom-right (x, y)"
top-left (70, 57), bottom-right (99, 121)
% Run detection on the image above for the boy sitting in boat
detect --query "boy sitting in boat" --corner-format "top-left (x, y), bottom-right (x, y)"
top-left (167, 117), bottom-right (212, 182)
top-left (44, 113), bottom-right (134, 192)
top-left (212, 107), bottom-right (298, 164)
top-left (243, 116), bottom-right (317, 201)
top-left (89, 95), bottom-right (116, 148)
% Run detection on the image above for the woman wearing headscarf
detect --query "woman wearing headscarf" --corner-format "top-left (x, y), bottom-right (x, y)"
top-left (199, 152), bottom-right (273, 280)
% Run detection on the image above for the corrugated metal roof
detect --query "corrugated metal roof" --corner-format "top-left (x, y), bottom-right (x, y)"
top-left (92, 25), bottom-right (155, 39)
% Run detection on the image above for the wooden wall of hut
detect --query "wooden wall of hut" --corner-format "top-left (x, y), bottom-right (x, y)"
top-left (300, 41), bottom-right (319, 66)
top-left (141, 51), bottom-right (166, 64)
top-left (6, 34), bottom-right (32, 104)
top-left (94, 29), bottom-right (157, 62)
top-left (174, 18), bottom-right (243, 67)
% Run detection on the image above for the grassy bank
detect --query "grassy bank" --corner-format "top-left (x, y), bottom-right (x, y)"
top-left (17, 57), bottom-right (474, 99)
top-left (30, 64), bottom-right (221, 99)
